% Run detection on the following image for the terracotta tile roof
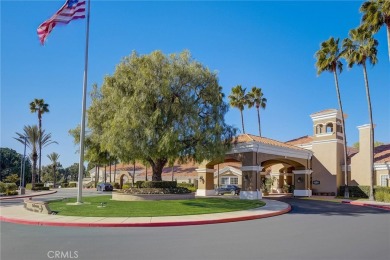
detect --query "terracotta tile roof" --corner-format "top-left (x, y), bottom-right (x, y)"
top-left (374, 144), bottom-right (390, 163)
top-left (347, 147), bottom-right (359, 158)
top-left (233, 134), bottom-right (309, 151)
top-left (310, 109), bottom-right (337, 117)
top-left (285, 135), bottom-right (313, 146)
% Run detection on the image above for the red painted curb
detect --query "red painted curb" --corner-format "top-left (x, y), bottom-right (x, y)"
top-left (0, 190), bottom-right (57, 200)
top-left (341, 200), bottom-right (390, 211)
top-left (0, 205), bottom-right (291, 228)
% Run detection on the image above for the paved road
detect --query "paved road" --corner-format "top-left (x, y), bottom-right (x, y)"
top-left (1, 196), bottom-right (389, 260)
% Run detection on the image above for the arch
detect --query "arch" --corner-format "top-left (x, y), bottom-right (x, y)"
top-left (315, 124), bottom-right (323, 134)
top-left (326, 122), bottom-right (334, 133)
top-left (118, 173), bottom-right (130, 189)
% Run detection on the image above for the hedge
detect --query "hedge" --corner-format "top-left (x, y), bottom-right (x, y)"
top-left (68, 183), bottom-right (77, 188)
top-left (142, 181), bottom-right (177, 189)
top-left (0, 182), bottom-right (18, 195)
top-left (339, 186), bottom-right (370, 198)
top-left (177, 183), bottom-right (196, 192)
top-left (374, 186), bottom-right (390, 202)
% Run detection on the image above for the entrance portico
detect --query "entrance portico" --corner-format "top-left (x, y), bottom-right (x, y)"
top-left (196, 134), bottom-right (314, 199)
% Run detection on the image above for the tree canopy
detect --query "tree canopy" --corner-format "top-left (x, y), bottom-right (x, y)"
top-left (85, 50), bottom-right (236, 180)
top-left (0, 147), bottom-right (32, 183)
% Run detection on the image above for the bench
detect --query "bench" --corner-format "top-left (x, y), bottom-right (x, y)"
top-left (24, 198), bottom-right (52, 214)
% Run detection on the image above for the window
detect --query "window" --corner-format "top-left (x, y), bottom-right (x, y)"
top-left (326, 123), bottom-right (333, 133)
top-left (316, 124), bottom-right (323, 134)
top-left (380, 175), bottom-right (389, 187)
top-left (230, 178), bottom-right (238, 185)
top-left (221, 177), bottom-right (229, 185)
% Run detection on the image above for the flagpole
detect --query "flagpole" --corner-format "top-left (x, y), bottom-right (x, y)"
top-left (77, 0), bottom-right (91, 204)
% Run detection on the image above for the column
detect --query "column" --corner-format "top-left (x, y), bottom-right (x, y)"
top-left (195, 168), bottom-right (215, 196)
top-left (293, 170), bottom-right (313, 197)
top-left (240, 166), bottom-right (263, 200)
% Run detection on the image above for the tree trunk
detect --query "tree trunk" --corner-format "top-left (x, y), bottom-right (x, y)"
top-left (387, 25), bottom-right (390, 62)
top-left (114, 162), bottom-right (117, 184)
top-left (109, 160), bottom-right (112, 183)
top-left (32, 154), bottom-right (37, 188)
top-left (150, 158), bottom-right (168, 181)
top-left (145, 167), bottom-right (148, 181)
top-left (333, 71), bottom-right (349, 198)
top-left (96, 166), bottom-right (100, 186)
top-left (362, 64), bottom-right (375, 201)
top-left (38, 113), bottom-right (42, 183)
top-left (132, 162), bottom-right (136, 186)
top-left (240, 109), bottom-right (245, 134)
top-left (53, 166), bottom-right (56, 189)
top-left (257, 107), bottom-right (261, 137)
top-left (104, 165), bottom-right (107, 183)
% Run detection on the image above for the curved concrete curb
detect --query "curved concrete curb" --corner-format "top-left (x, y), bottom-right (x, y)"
top-left (0, 200), bottom-right (291, 227)
top-left (0, 190), bottom-right (57, 201)
top-left (341, 200), bottom-right (390, 211)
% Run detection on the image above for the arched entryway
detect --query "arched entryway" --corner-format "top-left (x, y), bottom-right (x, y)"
top-left (196, 134), bottom-right (314, 199)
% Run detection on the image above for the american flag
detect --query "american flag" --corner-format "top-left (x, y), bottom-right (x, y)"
top-left (37, 0), bottom-right (86, 45)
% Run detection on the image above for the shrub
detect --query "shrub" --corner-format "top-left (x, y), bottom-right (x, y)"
top-left (122, 183), bottom-right (132, 189)
top-left (339, 186), bottom-right (370, 198)
top-left (26, 183), bottom-right (33, 190)
top-left (35, 183), bottom-right (44, 188)
top-left (32, 186), bottom-right (50, 191)
top-left (374, 186), bottom-right (390, 202)
top-left (5, 183), bottom-right (17, 192)
top-left (177, 183), bottom-right (196, 192)
top-left (142, 181), bottom-right (177, 189)
top-left (135, 181), bottom-right (144, 188)
top-left (122, 187), bottom-right (191, 195)
top-left (5, 190), bottom-right (18, 196)
top-left (0, 182), bottom-right (6, 193)
top-left (61, 182), bottom-right (69, 188)
top-left (68, 183), bottom-right (77, 188)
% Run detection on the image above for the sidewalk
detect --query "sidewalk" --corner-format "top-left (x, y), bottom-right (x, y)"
top-left (304, 196), bottom-right (390, 211)
top-left (0, 199), bottom-right (291, 227)
top-left (0, 190), bottom-right (57, 201)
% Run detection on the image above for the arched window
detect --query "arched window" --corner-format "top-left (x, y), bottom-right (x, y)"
top-left (326, 123), bottom-right (333, 133)
top-left (316, 124), bottom-right (323, 134)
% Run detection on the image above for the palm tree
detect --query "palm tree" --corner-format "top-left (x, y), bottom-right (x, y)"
top-left (15, 125), bottom-right (57, 188)
top-left (343, 27), bottom-right (378, 201)
top-left (47, 152), bottom-right (60, 188)
top-left (30, 99), bottom-right (49, 182)
top-left (228, 85), bottom-right (247, 134)
top-left (246, 87), bottom-right (267, 137)
top-left (315, 37), bottom-right (349, 198)
top-left (360, 0), bottom-right (390, 61)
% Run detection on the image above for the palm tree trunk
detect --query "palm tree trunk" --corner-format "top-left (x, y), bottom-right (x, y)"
top-left (38, 115), bottom-right (42, 183)
top-left (387, 25), bottom-right (390, 62)
top-left (333, 71), bottom-right (349, 198)
top-left (240, 109), bottom-right (245, 134)
top-left (53, 166), bottom-right (56, 189)
top-left (114, 161), bottom-right (117, 184)
top-left (32, 156), bottom-right (37, 188)
top-left (257, 107), bottom-right (261, 137)
top-left (362, 64), bottom-right (375, 201)
top-left (109, 160), bottom-right (112, 183)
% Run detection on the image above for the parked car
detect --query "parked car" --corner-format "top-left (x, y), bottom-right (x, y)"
top-left (215, 185), bottom-right (240, 195)
top-left (97, 183), bottom-right (113, 192)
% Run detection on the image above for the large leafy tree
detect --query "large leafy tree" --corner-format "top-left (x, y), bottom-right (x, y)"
top-left (15, 125), bottom-right (57, 188)
top-left (86, 50), bottom-right (235, 181)
top-left (343, 27), bottom-right (378, 201)
top-left (47, 152), bottom-right (60, 188)
top-left (360, 0), bottom-right (390, 61)
top-left (228, 85), bottom-right (247, 134)
top-left (29, 98), bottom-right (49, 182)
top-left (246, 87), bottom-right (267, 137)
top-left (0, 148), bottom-right (32, 183)
top-left (315, 37), bottom-right (349, 198)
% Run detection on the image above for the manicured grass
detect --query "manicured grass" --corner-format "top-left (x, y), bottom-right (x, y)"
top-left (49, 196), bottom-right (265, 217)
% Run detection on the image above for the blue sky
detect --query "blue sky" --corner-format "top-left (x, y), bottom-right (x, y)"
top-left (1, 0), bottom-right (389, 168)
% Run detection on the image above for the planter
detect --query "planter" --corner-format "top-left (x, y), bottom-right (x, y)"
top-left (112, 193), bottom-right (195, 201)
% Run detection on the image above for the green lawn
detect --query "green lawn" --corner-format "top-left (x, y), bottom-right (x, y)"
top-left (48, 196), bottom-right (265, 217)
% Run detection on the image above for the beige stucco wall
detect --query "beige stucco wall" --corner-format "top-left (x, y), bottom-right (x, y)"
top-left (350, 125), bottom-right (373, 186)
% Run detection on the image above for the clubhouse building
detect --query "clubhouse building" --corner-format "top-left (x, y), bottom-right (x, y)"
top-left (89, 109), bottom-right (390, 199)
